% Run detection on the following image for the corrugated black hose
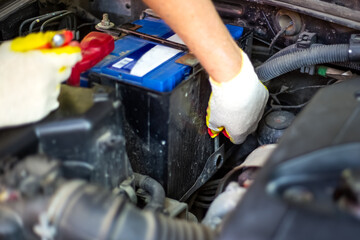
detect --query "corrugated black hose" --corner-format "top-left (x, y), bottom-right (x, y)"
top-left (256, 44), bottom-right (354, 82)
top-left (266, 44), bottom-right (301, 62)
top-left (2, 181), bottom-right (216, 240)
top-left (49, 181), bottom-right (216, 240)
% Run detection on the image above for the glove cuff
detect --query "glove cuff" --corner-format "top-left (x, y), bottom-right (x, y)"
top-left (209, 49), bottom-right (262, 88)
top-left (209, 49), bottom-right (264, 105)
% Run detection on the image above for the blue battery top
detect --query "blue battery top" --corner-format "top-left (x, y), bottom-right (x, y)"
top-left (88, 17), bottom-right (244, 92)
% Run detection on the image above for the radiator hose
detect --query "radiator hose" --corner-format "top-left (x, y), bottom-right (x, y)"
top-left (256, 43), bottom-right (360, 82)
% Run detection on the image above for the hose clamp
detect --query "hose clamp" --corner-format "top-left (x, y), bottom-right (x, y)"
top-left (349, 34), bottom-right (360, 61)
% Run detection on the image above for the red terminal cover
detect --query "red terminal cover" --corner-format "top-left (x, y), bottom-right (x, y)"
top-left (61, 31), bottom-right (74, 46)
top-left (37, 30), bottom-right (74, 50)
top-left (68, 32), bottom-right (115, 86)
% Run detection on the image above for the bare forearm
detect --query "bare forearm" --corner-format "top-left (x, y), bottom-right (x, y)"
top-left (143, 0), bottom-right (242, 83)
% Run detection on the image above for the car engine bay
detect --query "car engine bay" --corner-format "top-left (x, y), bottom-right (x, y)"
top-left (1, 0), bottom-right (360, 239)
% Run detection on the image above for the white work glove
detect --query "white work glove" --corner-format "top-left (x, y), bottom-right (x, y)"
top-left (0, 31), bottom-right (82, 129)
top-left (206, 49), bottom-right (269, 144)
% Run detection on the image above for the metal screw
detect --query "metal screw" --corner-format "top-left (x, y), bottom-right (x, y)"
top-left (97, 13), bottom-right (115, 30)
top-left (102, 14), bottom-right (110, 26)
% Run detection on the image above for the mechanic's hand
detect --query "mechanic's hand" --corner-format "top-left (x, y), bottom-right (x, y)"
top-left (0, 31), bottom-right (82, 128)
top-left (206, 49), bottom-right (269, 144)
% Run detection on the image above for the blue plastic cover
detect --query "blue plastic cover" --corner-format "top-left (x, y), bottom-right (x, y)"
top-left (88, 17), bottom-right (244, 92)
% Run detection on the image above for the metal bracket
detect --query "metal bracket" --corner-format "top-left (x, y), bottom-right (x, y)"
top-left (96, 22), bottom-right (188, 51)
top-left (120, 23), bottom-right (142, 31)
top-left (175, 53), bottom-right (199, 67)
top-left (116, 26), bottom-right (188, 51)
top-left (113, 176), bottom-right (137, 204)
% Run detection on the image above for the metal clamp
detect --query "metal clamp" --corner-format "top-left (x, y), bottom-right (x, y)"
top-left (95, 15), bottom-right (188, 51)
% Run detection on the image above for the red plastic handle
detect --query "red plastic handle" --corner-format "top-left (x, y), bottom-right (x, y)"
top-left (68, 32), bottom-right (115, 86)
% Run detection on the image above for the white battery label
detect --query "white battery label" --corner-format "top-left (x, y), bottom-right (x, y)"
top-left (112, 58), bottom-right (134, 69)
top-left (130, 34), bottom-right (184, 77)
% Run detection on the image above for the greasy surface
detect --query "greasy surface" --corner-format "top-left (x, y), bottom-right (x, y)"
top-left (90, 69), bottom-right (214, 200)
top-left (215, 0), bottom-right (359, 48)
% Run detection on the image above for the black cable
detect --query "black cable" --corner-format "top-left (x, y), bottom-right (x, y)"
top-left (268, 21), bottom-right (293, 54)
top-left (256, 44), bottom-right (352, 82)
top-left (40, 11), bottom-right (74, 32)
top-left (253, 36), bottom-right (282, 51)
top-left (76, 22), bottom-right (96, 31)
top-left (271, 85), bottom-right (327, 96)
top-left (271, 102), bottom-right (309, 109)
top-left (269, 85), bottom-right (327, 110)
top-left (19, 10), bottom-right (68, 36)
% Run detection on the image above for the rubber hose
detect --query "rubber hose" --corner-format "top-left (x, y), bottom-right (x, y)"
top-left (112, 203), bottom-right (216, 240)
top-left (49, 181), bottom-right (215, 240)
top-left (266, 44), bottom-right (324, 62)
top-left (134, 173), bottom-right (165, 212)
top-left (256, 44), bottom-right (350, 82)
top-left (266, 44), bottom-right (298, 62)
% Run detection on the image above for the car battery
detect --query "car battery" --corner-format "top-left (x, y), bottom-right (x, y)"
top-left (88, 17), bottom-right (251, 200)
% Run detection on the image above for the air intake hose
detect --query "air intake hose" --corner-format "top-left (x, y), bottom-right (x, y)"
top-left (47, 181), bottom-right (215, 240)
top-left (256, 43), bottom-right (360, 82)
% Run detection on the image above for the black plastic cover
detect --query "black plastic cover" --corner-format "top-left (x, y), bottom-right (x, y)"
top-left (219, 77), bottom-right (360, 240)
top-left (0, 0), bottom-right (39, 41)
top-left (0, 85), bottom-right (132, 189)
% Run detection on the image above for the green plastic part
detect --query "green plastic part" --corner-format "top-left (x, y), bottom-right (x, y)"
top-left (318, 66), bottom-right (328, 77)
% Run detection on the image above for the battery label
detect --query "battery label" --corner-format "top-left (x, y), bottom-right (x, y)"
top-left (130, 34), bottom-right (184, 77)
top-left (112, 58), bottom-right (134, 69)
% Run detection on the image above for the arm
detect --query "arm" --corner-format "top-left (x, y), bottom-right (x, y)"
top-left (143, 0), bottom-right (241, 83)
top-left (143, 0), bottom-right (269, 144)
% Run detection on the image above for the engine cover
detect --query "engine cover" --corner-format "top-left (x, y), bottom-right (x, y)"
top-left (219, 77), bottom-right (360, 240)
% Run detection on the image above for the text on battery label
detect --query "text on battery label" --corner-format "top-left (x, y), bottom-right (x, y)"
top-left (112, 58), bottom-right (134, 69)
